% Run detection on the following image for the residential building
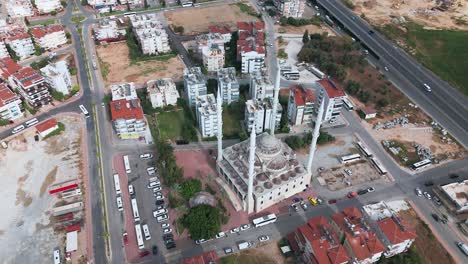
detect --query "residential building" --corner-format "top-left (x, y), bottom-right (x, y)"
top-left (0, 83), bottom-right (23, 121)
top-left (110, 82), bottom-right (137, 101)
top-left (146, 78), bottom-right (179, 108)
top-left (4, 29), bottom-right (35, 60)
top-left (130, 14), bottom-right (171, 55)
top-left (208, 25), bottom-right (231, 43)
top-left (182, 250), bottom-right (219, 264)
top-left (94, 19), bottom-right (119, 41)
top-left (6, 0), bottom-right (34, 18)
top-left (361, 107), bottom-right (377, 120)
top-left (12, 67), bottom-right (52, 107)
top-left (244, 98), bottom-right (282, 133)
top-left (250, 71), bottom-right (273, 100)
top-left (438, 180), bottom-right (468, 213)
top-left (287, 85), bottom-right (315, 126)
top-left (195, 94), bottom-right (219, 138)
top-left (330, 207), bottom-right (385, 263)
top-left (86, 0), bottom-right (118, 7)
top-left (196, 33), bottom-right (225, 53)
top-left (40, 60), bottom-right (72, 95)
top-left (184, 67), bottom-right (207, 106)
top-left (35, 118), bottom-right (59, 138)
top-left (315, 79), bottom-right (347, 122)
top-left (118, 0), bottom-right (142, 8)
top-left (237, 21), bottom-right (266, 74)
top-left (110, 99), bottom-right (147, 139)
top-left (201, 44), bottom-right (225, 72)
top-left (274, 0), bottom-right (305, 18)
top-left (30, 25), bottom-right (67, 51)
top-left (287, 216), bottom-right (351, 264)
top-left (0, 42), bottom-right (9, 59)
top-left (35, 0), bottom-right (63, 14)
top-left (217, 67), bottom-right (239, 104)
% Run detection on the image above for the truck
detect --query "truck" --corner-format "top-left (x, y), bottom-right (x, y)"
top-left (237, 241), bottom-right (251, 250)
top-left (52, 202), bottom-right (83, 216)
top-left (309, 66), bottom-right (326, 79)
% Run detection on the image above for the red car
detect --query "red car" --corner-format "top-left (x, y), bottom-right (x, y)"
top-left (328, 199), bottom-right (337, 204)
top-left (347, 192), bottom-right (358, 198)
top-left (139, 250), bottom-right (150, 258)
top-left (123, 232), bottom-right (128, 245)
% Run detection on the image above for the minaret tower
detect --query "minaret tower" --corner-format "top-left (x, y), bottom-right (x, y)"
top-left (307, 101), bottom-right (324, 173)
top-left (247, 119), bottom-right (256, 214)
top-left (217, 85), bottom-right (223, 163)
top-left (270, 65), bottom-right (281, 135)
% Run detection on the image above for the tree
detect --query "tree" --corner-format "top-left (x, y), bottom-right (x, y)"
top-left (180, 179), bottom-right (202, 200)
top-left (183, 205), bottom-right (221, 240)
top-left (376, 98), bottom-right (389, 108)
top-left (317, 131), bottom-right (336, 145)
top-left (0, 118), bottom-right (10, 126)
top-left (6, 44), bottom-right (20, 61)
top-left (302, 30), bottom-right (309, 44)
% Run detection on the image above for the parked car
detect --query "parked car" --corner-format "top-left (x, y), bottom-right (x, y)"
top-left (347, 192), bottom-right (358, 198)
top-left (357, 189), bottom-right (368, 195)
top-left (163, 234), bottom-right (173, 240)
top-left (309, 197), bottom-right (318, 206)
top-left (216, 232), bottom-right (226, 239)
top-left (433, 196), bottom-right (442, 206)
top-left (156, 214), bottom-right (169, 223)
top-left (367, 187), bottom-right (375, 193)
top-left (291, 204), bottom-right (299, 211)
top-left (147, 167), bottom-right (156, 175)
top-left (344, 169), bottom-right (352, 175)
top-left (163, 228), bottom-right (172, 234)
top-left (195, 239), bottom-right (208, 245)
top-left (449, 173), bottom-right (460, 179)
top-left (155, 195), bottom-right (164, 200)
top-left (423, 191), bottom-right (432, 200)
top-left (258, 235), bottom-right (270, 242)
top-left (223, 247), bottom-right (233, 254)
top-left (155, 199), bottom-right (165, 206)
top-left (140, 153), bottom-right (153, 160)
top-left (424, 181), bottom-right (434, 187)
top-left (240, 224), bottom-right (251, 231)
top-left (230, 227), bottom-right (240, 233)
top-left (431, 213), bottom-right (440, 222)
top-left (328, 199), bottom-right (337, 204)
top-left (300, 201), bottom-right (308, 210)
top-left (166, 242), bottom-right (176, 250)
top-left (154, 191), bottom-right (163, 197)
top-left (123, 232), bottom-right (128, 245)
top-left (156, 205), bottom-right (164, 211)
top-left (161, 223), bottom-right (170, 229)
top-left (128, 184), bottom-right (134, 195)
top-left (415, 188), bottom-right (423, 196)
top-left (153, 186), bottom-right (162, 192)
top-left (148, 182), bottom-right (159, 188)
top-left (139, 250), bottom-right (150, 258)
top-left (152, 245), bottom-right (158, 255)
top-left (293, 197), bottom-right (302, 203)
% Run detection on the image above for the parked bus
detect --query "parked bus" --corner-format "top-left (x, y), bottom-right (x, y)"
top-left (131, 198), bottom-right (140, 222)
top-left (142, 224), bottom-right (151, 240)
top-left (283, 71), bottom-right (300, 80)
top-left (252, 214), bottom-right (277, 228)
top-left (113, 174), bottom-right (121, 195)
top-left (53, 248), bottom-right (61, 264)
top-left (370, 157), bottom-right (387, 175)
top-left (123, 155), bottom-right (131, 173)
top-left (342, 98), bottom-right (354, 111)
top-left (356, 141), bottom-right (372, 157)
top-left (25, 118), bottom-right (39, 127)
top-left (123, 12), bottom-right (136, 17)
top-left (412, 159), bottom-right (432, 171)
top-left (11, 125), bottom-right (25, 134)
top-left (79, 105), bottom-right (90, 118)
top-left (134, 224), bottom-right (145, 249)
top-left (340, 154), bottom-right (361, 164)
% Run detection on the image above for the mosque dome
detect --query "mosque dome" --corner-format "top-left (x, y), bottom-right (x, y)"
top-left (256, 134), bottom-right (282, 156)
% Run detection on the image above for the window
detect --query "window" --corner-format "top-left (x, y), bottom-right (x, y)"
top-left (285, 189), bottom-right (288, 192)
top-left (278, 192), bottom-right (281, 196)
top-left (300, 181), bottom-right (303, 185)
top-left (269, 197), bottom-right (272, 200)
top-left (261, 201), bottom-right (263, 204)
top-left (293, 185), bottom-right (295, 188)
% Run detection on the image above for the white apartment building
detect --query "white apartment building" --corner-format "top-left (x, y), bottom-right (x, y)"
top-left (146, 78), bottom-right (180, 108)
top-left (86, 0), bottom-right (118, 7)
top-left (315, 79), bottom-right (347, 122)
top-left (217, 67), bottom-right (239, 105)
top-left (6, 0), bottom-right (33, 18)
top-left (250, 71), bottom-right (273, 100)
top-left (11, 67), bottom-right (52, 107)
top-left (240, 50), bottom-right (265, 74)
top-left (119, 0), bottom-right (142, 8)
top-left (5, 30), bottom-right (35, 60)
top-left (195, 94), bottom-right (219, 138)
top-left (0, 83), bottom-right (23, 121)
top-left (208, 26), bottom-right (231, 43)
top-left (201, 44), bottom-right (225, 73)
top-left (0, 42), bottom-right (9, 59)
top-left (30, 25), bottom-right (67, 51)
top-left (287, 85), bottom-right (315, 126)
top-left (275, 0), bottom-right (305, 18)
top-left (184, 67), bottom-right (207, 106)
top-left (130, 14), bottom-right (171, 55)
top-left (35, 0), bottom-right (63, 14)
top-left (196, 33), bottom-right (225, 54)
top-left (237, 21), bottom-right (266, 74)
top-left (40, 60), bottom-right (72, 95)
top-left (110, 99), bottom-right (147, 140)
top-left (111, 82), bottom-right (138, 101)
top-left (244, 98), bottom-right (282, 133)
top-left (94, 19), bottom-right (119, 41)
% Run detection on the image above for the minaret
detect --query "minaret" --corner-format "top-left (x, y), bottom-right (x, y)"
top-left (270, 66), bottom-right (281, 135)
top-left (307, 101), bottom-right (324, 173)
top-left (217, 86), bottom-right (223, 163)
top-left (247, 119), bottom-right (256, 214)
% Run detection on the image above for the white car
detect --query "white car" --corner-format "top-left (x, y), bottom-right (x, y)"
top-left (116, 196), bottom-right (123, 211)
top-left (148, 182), bottom-right (159, 189)
top-left (153, 191), bottom-right (163, 197)
top-left (415, 188), bottom-right (423, 196)
top-left (423, 192), bottom-right (432, 200)
top-left (230, 227), bottom-right (240, 233)
top-left (128, 184), bottom-right (134, 195)
top-left (155, 195), bottom-right (164, 200)
top-left (153, 209), bottom-right (168, 217)
top-left (156, 214), bottom-right (169, 223)
top-left (163, 228), bottom-right (172, 234)
top-left (195, 239), bottom-right (209, 245)
top-left (147, 167), bottom-right (156, 175)
top-left (258, 235), bottom-right (269, 242)
top-left (140, 153), bottom-right (153, 160)
top-left (153, 186), bottom-right (162, 192)
top-left (161, 223), bottom-right (170, 229)
top-left (240, 224), bottom-right (251, 231)
top-left (215, 232), bottom-right (226, 239)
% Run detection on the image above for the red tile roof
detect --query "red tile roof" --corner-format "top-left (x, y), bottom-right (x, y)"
top-left (12, 67), bottom-right (44, 88)
top-left (362, 106), bottom-right (376, 115)
top-left (110, 99), bottom-right (144, 121)
top-left (290, 85), bottom-right (315, 106)
top-left (182, 251), bottom-right (219, 264)
top-left (6, 29), bottom-right (31, 42)
top-left (327, 245), bottom-right (351, 264)
top-left (36, 118), bottom-right (58, 132)
top-left (378, 216), bottom-right (417, 245)
top-left (0, 83), bottom-right (19, 107)
top-left (0, 57), bottom-right (22, 79)
top-left (237, 21), bottom-right (264, 31)
top-left (30, 25), bottom-right (65, 39)
top-left (318, 79), bottom-right (346, 98)
top-left (237, 22), bottom-right (265, 56)
top-left (209, 25), bottom-right (231, 35)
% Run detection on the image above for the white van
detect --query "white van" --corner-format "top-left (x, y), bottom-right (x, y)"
top-left (139, 153), bottom-right (153, 160)
top-left (423, 83), bottom-right (432, 92)
top-left (0, 141), bottom-right (7, 149)
top-left (142, 224), bottom-right (151, 240)
top-left (12, 125), bottom-right (25, 134)
top-left (156, 214), bottom-right (169, 223)
top-left (116, 196), bottom-right (123, 211)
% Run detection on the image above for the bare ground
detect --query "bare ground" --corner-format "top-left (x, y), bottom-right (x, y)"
top-left (276, 24), bottom-right (336, 35)
top-left (221, 242), bottom-right (292, 264)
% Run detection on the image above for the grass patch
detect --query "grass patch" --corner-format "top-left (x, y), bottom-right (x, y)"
top-left (235, 3), bottom-right (260, 17)
top-left (156, 110), bottom-right (195, 141)
top-left (222, 100), bottom-right (245, 139)
top-left (70, 15), bottom-right (86, 23)
top-left (98, 57), bottom-right (110, 80)
top-left (43, 122), bottom-right (65, 139)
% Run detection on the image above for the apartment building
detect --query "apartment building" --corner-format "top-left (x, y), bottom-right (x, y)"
top-left (315, 79), bottom-right (347, 122)
top-left (196, 33), bottom-right (225, 53)
top-left (330, 207), bottom-right (385, 263)
top-left (118, 0), bottom-right (142, 8)
top-left (0, 42), bottom-right (9, 59)
top-left (35, 0), bottom-right (63, 14)
top-left (146, 78), bottom-right (180, 108)
top-left (287, 216), bottom-right (350, 264)
top-left (94, 19), bottom-right (119, 41)
top-left (5, 29), bottom-right (35, 60)
top-left (201, 44), bottom-right (225, 73)
top-left (184, 67), bottom-right (207, 106)
top-left (0, 83), bottom-right (23, 121)
top-left (86, 0), bottom-right (118, 7)
top-left (195, 94), bottom-right (219, 138)
top-left (40, 60), bottom-right (72, 95)
top-left (130, 14), bottom-right (171, 55)
top-left (237, 21), bottom-right (265, 74)
top-left (111, 82), bottom-right (137, 101)
top-left (244, 98), bottom-right (282, 133)
top-left (217, 67), bottom-right (239, 104)
top-left (274, 0), bottom-right (305, 18)
top-left (110, 99), bottom-right (147, 139)
top-left (6, 0), bottom-right (34, 18)
top-left (30, 25), bottom-right (67, 51)
top-left (287, 85), bottom-right (315, 126)
top-left (208, 25), bottom-right (231, 43)
top-left (250, 71), bottom-right (273, 100)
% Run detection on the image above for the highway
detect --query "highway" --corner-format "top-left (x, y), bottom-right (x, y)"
top-left (316, 0), bottom-right (468, 148)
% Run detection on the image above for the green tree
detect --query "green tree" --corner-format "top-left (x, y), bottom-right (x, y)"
top-left (180, 179), bottom-right (202, 200)
top-left (0, 118), bottom-right (10, 126)
top-left (317, 131), bottom-right (336, 145)
top-left (183, 205), bottom-right (221, 240)
top-left (6, 45), bottom-right (20, 61)
top-left (376, 98), bottom-right (389, 108)
top-left (302, 29), bottom-right (309, 44)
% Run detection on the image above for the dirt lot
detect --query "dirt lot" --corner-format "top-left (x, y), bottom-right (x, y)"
top-left (164, 3), bottom-right (260, 35)
top-left (0, 116), bottom-right (85, 263)
top-left (220, 242), bottom-right (294, 264)
top-left (276, 24), bottom-right (336, 35)
top-left (96, 43), bottom-right (184, 87)
top-left (352, 0), bottom-right (468, 30)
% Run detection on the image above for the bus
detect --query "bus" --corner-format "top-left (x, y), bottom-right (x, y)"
top-left (342, 98), bottom-right (354, 111)
top-left (412, 159), bottom-right (432, 171)
top-left (252, 214), bottom-right (277, 227)
top-left (134, 224), bottom-right (145, 249)
top-left (123, 12), bottom-right (136, 17)
top-left (25, 118), bottom-right (39, 127)
top-left (113, 174), bottom-right (121, 195)
top-left (283, 71), bottom-right (300, 80)
top-left (340, 154), bottom-right (361, 164)
top-left (79, 105), bottom-right (90, 118)
top-left (123, 155), bottom-right (131, 173)
top-left (11, 125), bottom-right (25, 134)
top-left (53, 248), bottom-right (61, 264)
top-left (356, 141), bottom-right (372, 157)
top-left (131, 198), bottom-right (140, 222)
top-left (370, 157), bottom-right (387, 175)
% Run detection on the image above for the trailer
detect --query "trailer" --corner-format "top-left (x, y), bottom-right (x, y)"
top-left (310, 66), bottom-right (326, 79)
top-left (49, 180), bottom-right (79, 195)
top-left (52, 202), bottom-right (83, 216)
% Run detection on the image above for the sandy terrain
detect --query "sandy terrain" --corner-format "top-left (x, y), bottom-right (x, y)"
top-left (164, 3), bottom-right (260, 35)
top-left (96, 43), bottom-right (185, 87)
top-left (0, 116), bottom-right (84, 264)
top-left (276, 24), bottom-right (336, 35)
top-left (352, 0), bottom-right (468, 30)
top-left (222, 242), bottom-right (293, 264)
